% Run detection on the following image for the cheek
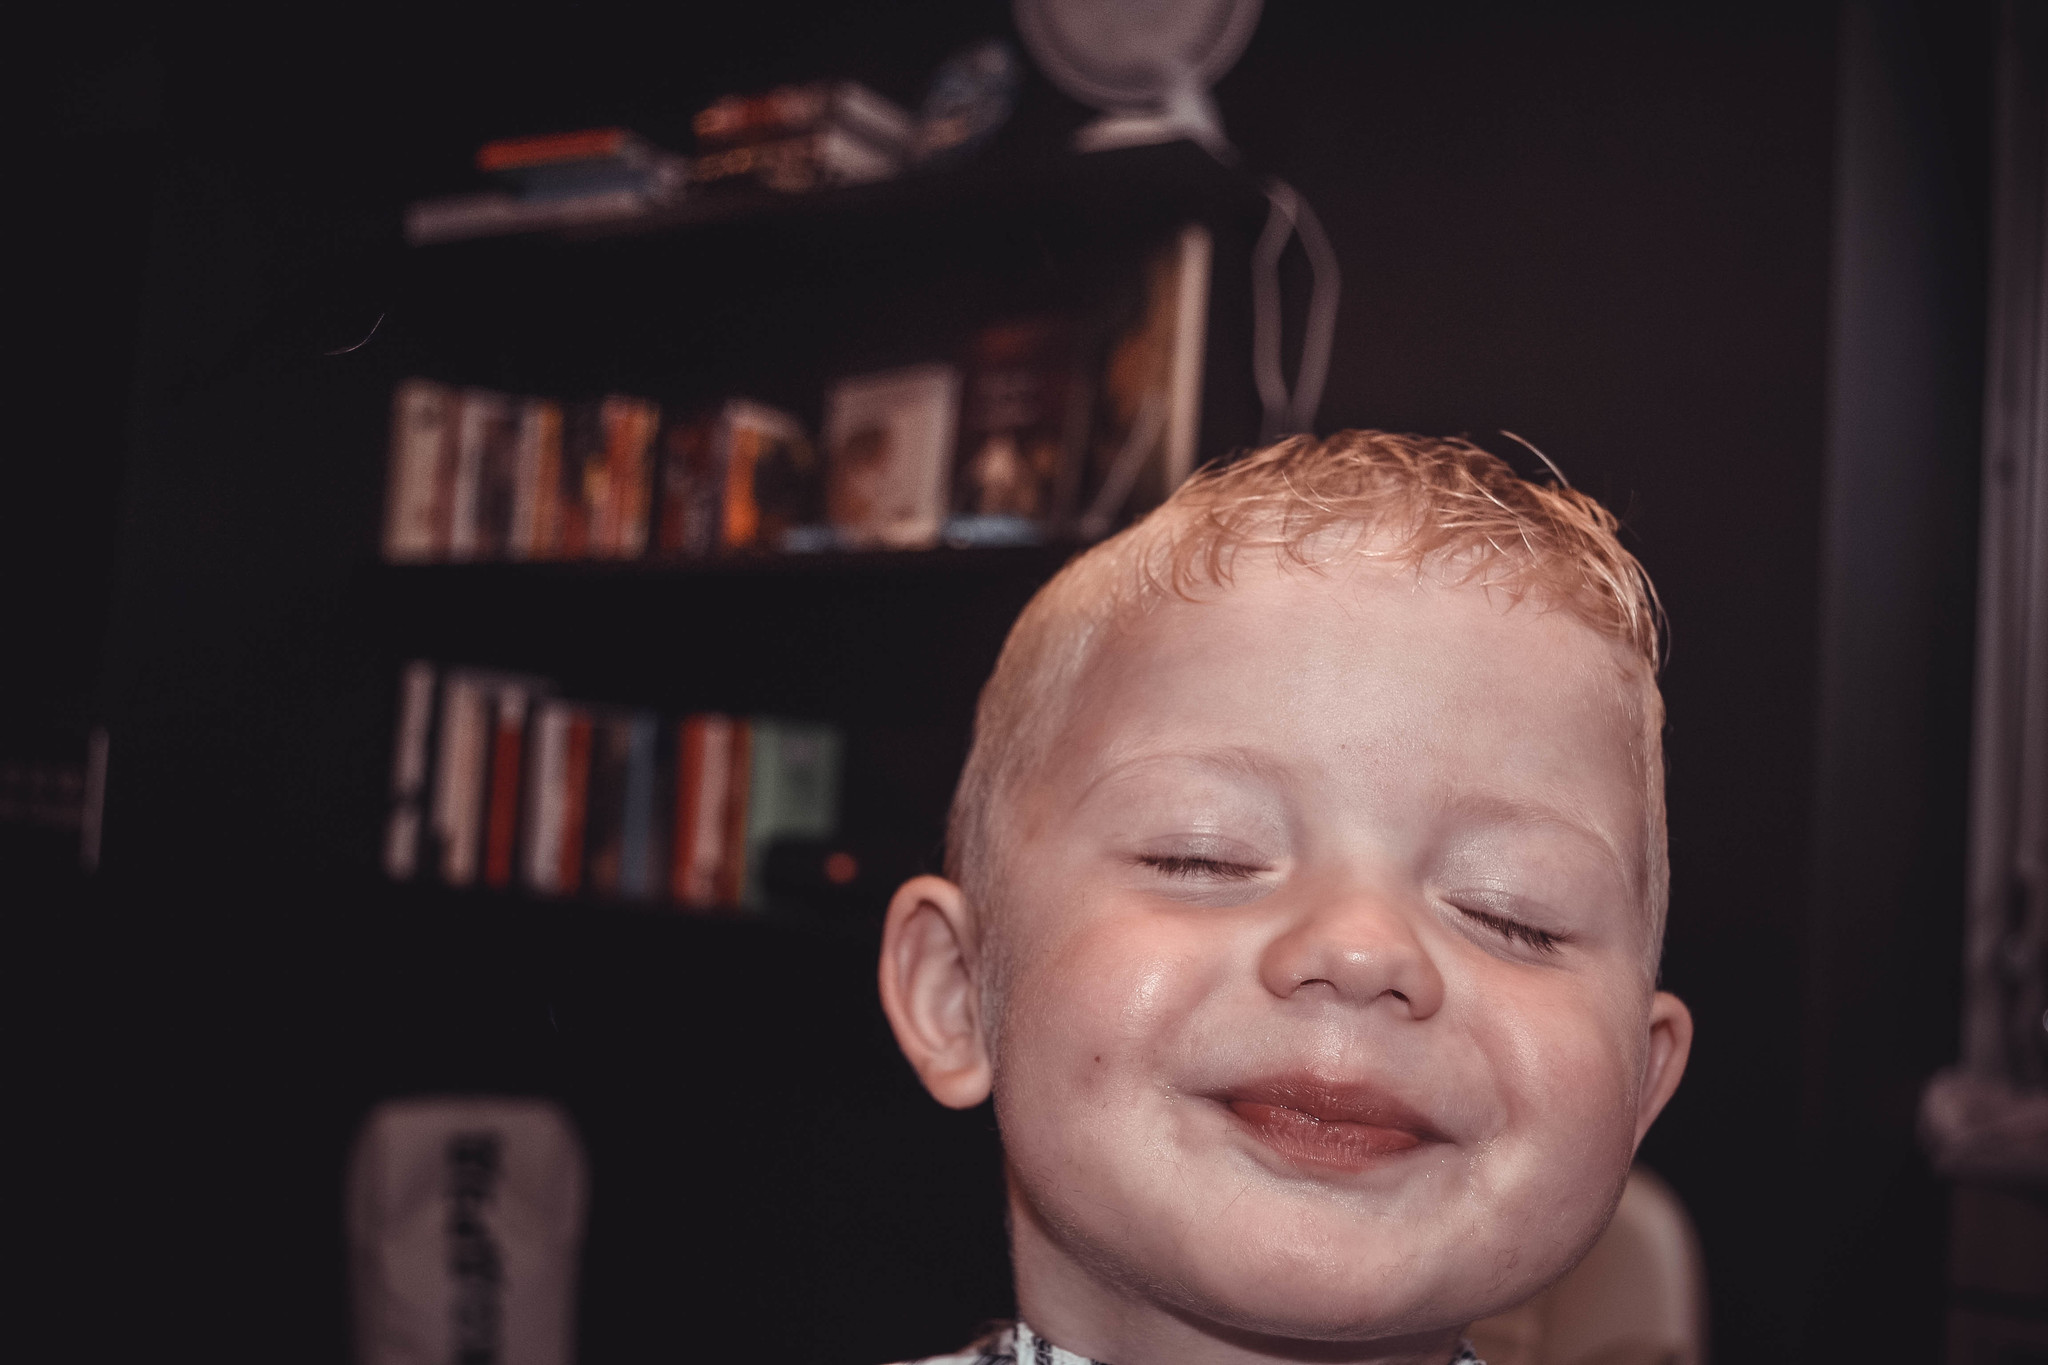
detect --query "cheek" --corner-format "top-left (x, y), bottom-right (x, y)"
top-left (993, 902), bottom-right (1220, 1133)
top-left (1469, 969), bottom-right (1646, 1207)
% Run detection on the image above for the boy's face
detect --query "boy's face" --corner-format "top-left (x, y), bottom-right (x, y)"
top-left (963, 558), bottom-right (1690, 1344)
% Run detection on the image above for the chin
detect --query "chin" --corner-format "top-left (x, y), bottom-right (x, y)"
top-left (1160, 1234), bottom-right (1506, 1344)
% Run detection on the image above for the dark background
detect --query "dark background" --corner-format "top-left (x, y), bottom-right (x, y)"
top-left (6, 1), bottom-right (1995, 1362)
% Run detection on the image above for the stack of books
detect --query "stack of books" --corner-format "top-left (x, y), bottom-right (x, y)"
top-left (692, 80), bottom-right (915, 194)
top-left (406, 128), bottom-right (689, 246)
top-left (384, 661), bottom-right (844, 913)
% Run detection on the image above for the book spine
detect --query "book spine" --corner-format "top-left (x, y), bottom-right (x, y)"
top-left (718, 719), bottom-right (754, 908)
top-left (601, 396), bottom-right (660, 558)
top-left (481, 686), bottom-right (530, 888)
top-left (448, 391), bottom-right (492, 560)
top-left (430, 673), bottom-right (491, 885)
top-left (559, 403), bottom-right (602, 560)
top-left (383, 380), bottom-right (457, 561)
top-left (382, 660), bottom-right (438, 879)
top-left (524, 702), bottom-right (571, 893)
top-left (655, 413), bottom-right (722, 557)
top-left (557, 711), bottom-right (594, 894)
top-left (509, 398), bottom-right (563, 560)
top-left (717, 406), bottom-right (759, 550)
top-left (740, 719), bottom-right (843, 908)
top-left (617, 712), bottom-right (661, 900)
top-left (669, 715), bottom-right (718, 907)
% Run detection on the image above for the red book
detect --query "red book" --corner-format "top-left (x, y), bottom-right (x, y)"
top-left (481, 690), bottom-right (528, 889)
top-left (478, 127), bottom-right (635, 172)
top-left (670, 714), bottom-right (742, 909)
top-left (557, 713), bottom-right (594, 895)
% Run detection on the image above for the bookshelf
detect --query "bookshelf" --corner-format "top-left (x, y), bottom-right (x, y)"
top-left (100, 138), bottom-right (1271, 1363)
top-left (348, 140), bottom-right (1268, 922)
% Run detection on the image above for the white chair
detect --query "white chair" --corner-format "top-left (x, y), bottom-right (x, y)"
top-left (1467, 1166), bottom-right (1708, 1365)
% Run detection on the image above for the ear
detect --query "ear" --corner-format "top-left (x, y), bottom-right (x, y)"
top-left (1633, 990), bottom-right (1694, 1147)
top-left (878, 874), bottom-right (993, 1110)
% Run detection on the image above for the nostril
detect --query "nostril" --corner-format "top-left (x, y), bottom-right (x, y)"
top-left (1387, 989), bottom-right (1410, 1004)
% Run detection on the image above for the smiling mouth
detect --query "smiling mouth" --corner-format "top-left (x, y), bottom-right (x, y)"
top-left (1218, 1078), bottom-right (1444, 1173)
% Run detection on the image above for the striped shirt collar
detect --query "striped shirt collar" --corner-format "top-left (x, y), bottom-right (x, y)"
top-left (930, 1320), bottom-right (1484, 1365)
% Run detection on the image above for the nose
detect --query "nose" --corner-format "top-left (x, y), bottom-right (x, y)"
top-left (1258, 882), bottom-right (1446, 1019)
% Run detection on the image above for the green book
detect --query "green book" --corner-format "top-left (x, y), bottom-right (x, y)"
top-left (742, 719), bottom-right (843, 909)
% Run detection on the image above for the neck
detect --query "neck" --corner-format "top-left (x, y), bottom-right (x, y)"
top-left (1007, 1179), bottom-right (1469, 1365)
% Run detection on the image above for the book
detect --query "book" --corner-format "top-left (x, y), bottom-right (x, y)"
top-left (562, 396), bottom-right (660, 559)
top-left (392, 661), bottom-right (845, 912)
top-left (429, 671), bottom-right (545, 887)
top-left (557, 402), bottom-right (601, 559)
top-left (694, 82), bottom-right (914, 156)
top-left (823, 364), bottom-right (961, 549)
top-left (949, 316), bottom-right (1091, 544)
top-left (1079, 225), bottom-right (1213, 539)
top-left (479, 126), bottom-right (648, 171)
top-left (478, 127), bottom-right (687, 202)
top-left (599, 397), bottom-right (660, 558)
top-left (481, 686), bottom-right (533, 889)
top-left (405, 189), bottom-right (665, 247)
top-left (693, 126), bottom-right (901, 194)
top-left (581, 712), bottom-right (634, 898)
top-left (524, 700), bottom-right (594, 896)
top-left (450, 389), bottom-right (522, 560)
top-left (382, 660), bottom-right (438, 880)
top-left (715, 400), bottom-right (819, 552)
top-left (383, 380), bottom-right (458, 561)
top-left (429, 672), bottom-right (492, 886)
top-left (669, 714), bottom-right (745, 910)
top-left (617, 713), bottom-right (663, 902)
top-left (741, 719), bottom-right (843, 909)
top-left (653, 411), bottom-right (722, 557)
top-left (508, 398), bottom-right (563, 560)
top-left (405, 129), bottom-right (686, 246)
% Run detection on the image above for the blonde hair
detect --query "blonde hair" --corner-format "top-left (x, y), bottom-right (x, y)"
top-left (949, 431), bottom-right (1670, 969)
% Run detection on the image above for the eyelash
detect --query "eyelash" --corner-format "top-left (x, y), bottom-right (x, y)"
top-left (1135, 859), bottom-right (1563, 951)
top-left (1458, 905), bottom-right (1565, 954)
top-left (1137, 855), bottom-right (1264, 882)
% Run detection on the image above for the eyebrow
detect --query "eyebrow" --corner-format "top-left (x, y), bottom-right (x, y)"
top-left (1075, 745), bottom-right (1290, 804)
top-left (1436, 789), bottom-right (1636, 884)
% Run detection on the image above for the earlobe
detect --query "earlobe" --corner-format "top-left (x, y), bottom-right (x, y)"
top-left (878, 875), bottom-right (994, 1110)
top-left (1634, 990), bottom-right (1694, 1147)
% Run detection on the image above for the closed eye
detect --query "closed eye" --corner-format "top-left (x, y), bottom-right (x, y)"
top-left (1457, 904), bottom-right (1566, 954)
top-left (1136, 854), bottom-right (1266, 882)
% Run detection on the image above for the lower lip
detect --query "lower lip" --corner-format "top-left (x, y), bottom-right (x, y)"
top-left (1227, 1100), bottom-right (1425, 1172)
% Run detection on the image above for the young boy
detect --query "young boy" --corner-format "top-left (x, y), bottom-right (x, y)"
top-left (878, 431), bottom-right (1693, 1365)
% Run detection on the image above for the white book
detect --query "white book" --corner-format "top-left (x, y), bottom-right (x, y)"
top-left (524, 702), bottom-right (573, 894)
top-left (449, 390), bottom-right (515, 560)
top-left (430, 673), bottom-right (491, 886)
top-left (382, 380), bottom-right (455, 562)
top-left (823, 362), bottom-right (961, 549)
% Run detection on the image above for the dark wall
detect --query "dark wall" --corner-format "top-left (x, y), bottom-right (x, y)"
top-left (12, 3), bottom-right (1990, 1363)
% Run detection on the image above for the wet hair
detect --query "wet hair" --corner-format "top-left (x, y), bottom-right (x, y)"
top-left (948, 430), bottom-right (1669, 974)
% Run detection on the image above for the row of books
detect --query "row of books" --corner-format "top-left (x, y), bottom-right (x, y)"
top-left (382, 226), bottom-right (1212, 562)
top-left (383, 661), bottom-right (843, 912)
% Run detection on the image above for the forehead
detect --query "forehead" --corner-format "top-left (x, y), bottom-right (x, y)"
top-left (1051, 557), bottom-right (1650, 851)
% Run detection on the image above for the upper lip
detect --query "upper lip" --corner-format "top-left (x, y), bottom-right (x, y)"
top-left (1213, 1073), bottom-right (1449, 1141)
